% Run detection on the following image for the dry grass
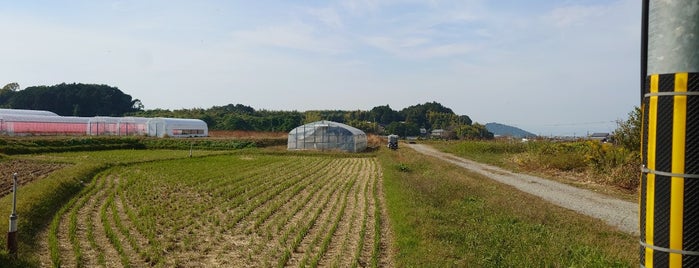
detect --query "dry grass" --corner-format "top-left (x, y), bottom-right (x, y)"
top-left (367, 134), bottom-right (383, 149)
top-left (432, 140), bottom-right (640, 200)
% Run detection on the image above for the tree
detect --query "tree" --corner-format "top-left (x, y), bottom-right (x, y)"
top-left (385, 121), bottom-right (420, 137)
top-left (458, 115), bottom-right (472, 126)
top-left (612, 106), bottom-right (641, 152)
top-left (6, 83), bottom-right (140, 116)
top-left (131, 99), bottom-right (144, 111)
top-left (455, 123), bottom-right (494, 139)
top-left (0, 83), bottom-right (18, 106)
top-left (368, 105), bottom-right (402, 125)
top-left (2, 82), bottom-right (19, 92)
top-left (347, 120), bottom-right (379, 134)
top-left (304, 111), bottom-right (322, 123)
top-left (400, 101), bottom-right (455, 129)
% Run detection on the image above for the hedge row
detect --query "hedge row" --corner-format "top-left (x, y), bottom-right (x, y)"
top-left (0, 136), bottom-right (287, 155)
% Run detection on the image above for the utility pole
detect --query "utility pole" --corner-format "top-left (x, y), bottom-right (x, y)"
top-left (7, 173), bottom-right (18, 257)
top-left (640, 0), bottom-right (699, 267)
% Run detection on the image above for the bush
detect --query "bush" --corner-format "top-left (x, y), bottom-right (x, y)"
top-left (607, 153), bottom-right (641, 191)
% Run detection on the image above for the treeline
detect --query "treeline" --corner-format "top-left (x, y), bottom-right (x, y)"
top-left (0, 83), bottom-right (142, 116)
top-left (131, 102), bottom-right (493, 139)
top-left (0, 82), bottom-right (491, 139)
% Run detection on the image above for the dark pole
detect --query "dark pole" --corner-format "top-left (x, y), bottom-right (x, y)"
top-left (640, 0), bottom-right (649, 103)
top-left (7, 173), bottom-right (18, 257)
top-left (640, 0), bottom-right (699, 266)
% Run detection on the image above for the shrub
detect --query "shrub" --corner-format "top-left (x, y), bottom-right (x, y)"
top-left (607, 153), bottom-right (641, 191)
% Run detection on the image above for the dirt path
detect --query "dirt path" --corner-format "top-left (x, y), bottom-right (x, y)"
top-left (407, 143), bottom-right (639, 235)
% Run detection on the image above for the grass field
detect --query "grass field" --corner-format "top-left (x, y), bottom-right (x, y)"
top-left (378, 145), bottom-right (636, 267)
top-left (0, 138), bottom-right (637, 267)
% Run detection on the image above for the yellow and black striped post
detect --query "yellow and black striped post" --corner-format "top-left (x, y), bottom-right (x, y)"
top-left (640, 1), bottom-right (699, 267)
top-left (640, 73), bottom-right (698, 267)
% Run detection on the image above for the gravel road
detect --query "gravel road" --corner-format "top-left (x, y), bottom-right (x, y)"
top-left (408, 143), bottom-right (639, 235)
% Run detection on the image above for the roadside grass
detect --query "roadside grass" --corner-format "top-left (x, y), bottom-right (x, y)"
top-left (431, 140), bottom-right (640, 198)
top-left (378, 146), bottom-right (635, 267)
top-left (430, 140), bottom-right (527, 166)
top-left (0, 149), bottom-right (232, 266)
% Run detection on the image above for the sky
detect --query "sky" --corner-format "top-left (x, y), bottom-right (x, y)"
top-left (0, 0), bottom-right (641, 136)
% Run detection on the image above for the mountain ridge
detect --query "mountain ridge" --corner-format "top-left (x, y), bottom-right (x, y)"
top-left (485, 122), bottom-right (537, 138)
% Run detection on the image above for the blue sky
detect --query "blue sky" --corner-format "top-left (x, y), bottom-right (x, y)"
top-left (0, 0), bottom-right (640, 136)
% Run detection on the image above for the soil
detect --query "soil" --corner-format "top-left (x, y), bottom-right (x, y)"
top-left (0, 159), bottom-right (69, 199)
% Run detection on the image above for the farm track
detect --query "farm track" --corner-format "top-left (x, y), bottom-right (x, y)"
top-left (45, 154), bottom-right (391, 267)
top-left (408, 143), bottom-right (638, 235)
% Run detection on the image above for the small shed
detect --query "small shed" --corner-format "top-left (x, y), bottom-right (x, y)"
top-left (288, 120), bottom-right (367, 152)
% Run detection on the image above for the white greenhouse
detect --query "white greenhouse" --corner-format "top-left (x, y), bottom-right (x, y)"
top-left (0, 108), bottom-right (58, 116)
top-left (287, 120), bottom-right (367, 153)
top-left (146, 118), bottom-right (208, 138)
top-left (0, 109), bottom-right (208, 138)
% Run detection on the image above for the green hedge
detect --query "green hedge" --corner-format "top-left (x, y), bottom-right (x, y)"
top-left (0, 136), bottom-right (287, 155)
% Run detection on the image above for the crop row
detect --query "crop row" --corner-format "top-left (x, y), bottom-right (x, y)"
top-left (47, 154), bottom-right (388, 267)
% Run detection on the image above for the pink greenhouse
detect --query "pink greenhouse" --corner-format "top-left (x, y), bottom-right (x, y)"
top-left (0, 110), bottom-right (207, 138)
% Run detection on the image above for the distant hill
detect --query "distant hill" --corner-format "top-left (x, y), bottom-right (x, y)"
top-left (485, 123), bottom-right (537, 138)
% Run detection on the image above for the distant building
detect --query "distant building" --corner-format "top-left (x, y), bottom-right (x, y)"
top-left (431, 129), bottom-right (446, 138)
top-left (589, 132), bottom-right (610, 142)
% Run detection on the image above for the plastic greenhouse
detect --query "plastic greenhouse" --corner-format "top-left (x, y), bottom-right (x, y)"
top-left (89, 116), bottom-right (150, 136)
top-left (288, 120), bottom-right (367, 153)
top-left (0, 108), bottom-right (57, 116)
top-left (146, 118), bottom-right (208, 138)
top-left (0, 109), bottom-right (208, 137)
top-left (0, 114), bottom-right (90, 135)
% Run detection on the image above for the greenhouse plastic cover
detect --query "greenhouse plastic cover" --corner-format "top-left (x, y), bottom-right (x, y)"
top-left (288, 120), bottom-right (367, 152)
top-left (0, 108), bottom-right (58, 116)
top-left (0, 111), bottom-right (208, 137)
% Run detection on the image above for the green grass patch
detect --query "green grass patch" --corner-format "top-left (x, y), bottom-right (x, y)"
top-left (378, 147), bottom-right (635, 267)
top-left (0, 136), bottom-right (287, 155)
top-left (430, 140), bottom-right (527, 166)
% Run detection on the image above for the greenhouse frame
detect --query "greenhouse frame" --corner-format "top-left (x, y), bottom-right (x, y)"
top-left (0, 109), bottom-right (208, 138)
top-left (287, 120), bottom-right (367, 153)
